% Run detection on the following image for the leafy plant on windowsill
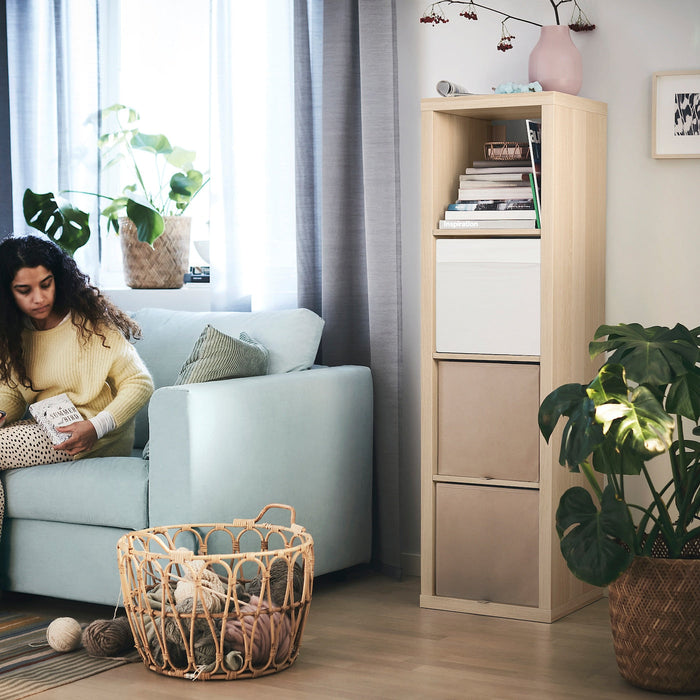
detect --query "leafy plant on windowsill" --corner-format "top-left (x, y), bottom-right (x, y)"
top-left (23, 104), bottom-right (209, 256)
top-left (538, 323), bottom-right (700, 587)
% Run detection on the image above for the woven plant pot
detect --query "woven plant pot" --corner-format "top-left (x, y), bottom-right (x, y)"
top-left (119, 216), bottom-right (191, 289)
top-left (608, 557), bottom-right (700, 693)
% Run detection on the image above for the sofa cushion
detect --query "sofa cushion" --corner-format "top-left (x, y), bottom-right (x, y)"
top-left (176, 327), bottom-right (269, 385)
top-left (132, 308), bottom-right (324, 389)
top-left (2, 457), bottom-right (149, 530)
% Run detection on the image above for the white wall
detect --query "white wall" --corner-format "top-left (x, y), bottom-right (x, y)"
top-left (397, 0), bottom-right (700, 570)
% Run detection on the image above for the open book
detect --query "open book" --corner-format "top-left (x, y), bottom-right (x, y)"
top-left (29, 393), bottom-right (82, 445)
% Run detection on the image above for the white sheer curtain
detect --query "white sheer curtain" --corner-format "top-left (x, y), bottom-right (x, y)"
top-left (209, 0), bottom-right (298, 312)
top-left (6, 0), bottom-right (101, 278)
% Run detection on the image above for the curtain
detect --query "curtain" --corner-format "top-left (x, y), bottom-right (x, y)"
top-left (209, 0), bottom-right (297, 312)
top-left (296, 0), bottom-right (403, 577)
top-left (0, 1), bottom-right (12, 241)
top-left (6, 0), bottom-right (101, 277)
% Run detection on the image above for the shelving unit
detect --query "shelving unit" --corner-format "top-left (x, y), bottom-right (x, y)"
top-left (420, 92), bottom-right (607, 623)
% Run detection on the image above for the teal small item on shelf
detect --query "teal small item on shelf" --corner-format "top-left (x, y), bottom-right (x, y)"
top-left (495, 81), bottom-right (543, 94)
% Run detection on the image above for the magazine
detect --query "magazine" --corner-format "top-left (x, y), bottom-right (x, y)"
top-left (29, 393), bottom-right (83, 445)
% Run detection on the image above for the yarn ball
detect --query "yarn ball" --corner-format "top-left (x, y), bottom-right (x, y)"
top-left (81, 618), bottom-right (134, 657)
top-left (46, 617), bottom-right (83, 652)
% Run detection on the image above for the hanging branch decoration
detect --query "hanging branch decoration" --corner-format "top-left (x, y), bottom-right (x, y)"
top-left (420, 0), bottom-right (595, 51)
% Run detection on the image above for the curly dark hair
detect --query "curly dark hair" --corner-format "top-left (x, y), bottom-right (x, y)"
top-left (0, 234), bottom-right (142, 390)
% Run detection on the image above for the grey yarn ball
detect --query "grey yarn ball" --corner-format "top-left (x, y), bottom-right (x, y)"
top-left (81, 618), bottom-right (134, 657)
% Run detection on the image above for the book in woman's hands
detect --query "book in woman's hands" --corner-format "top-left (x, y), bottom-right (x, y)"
top-left (29, 393), bottom-right (82, 445)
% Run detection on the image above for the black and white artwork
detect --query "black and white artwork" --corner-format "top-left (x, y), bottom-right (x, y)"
top-left (653, 71), bottom-right (700, 158)
top-left (673, 93), bottom-right (700, 136)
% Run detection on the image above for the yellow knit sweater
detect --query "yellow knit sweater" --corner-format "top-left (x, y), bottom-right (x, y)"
top-left (0, 314), bottom-right (154, 458)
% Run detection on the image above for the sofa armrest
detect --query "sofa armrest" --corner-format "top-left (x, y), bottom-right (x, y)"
top-left (147, 365), bottom-right (373, 576)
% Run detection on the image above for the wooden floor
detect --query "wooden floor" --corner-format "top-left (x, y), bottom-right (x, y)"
top-left (3, 567), bottom-right (686, 699)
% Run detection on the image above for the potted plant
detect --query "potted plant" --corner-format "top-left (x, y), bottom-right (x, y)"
top-left (23, 104), bottom-right (209, 288)
top-left (538, 322), bottom-right (700, 693)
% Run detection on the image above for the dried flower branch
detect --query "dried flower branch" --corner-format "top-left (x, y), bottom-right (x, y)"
top-left (420, 0), bottom-right (595, 50)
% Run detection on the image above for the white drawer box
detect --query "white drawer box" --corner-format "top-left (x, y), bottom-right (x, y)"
top-left (435, 239), bottom-right (540, 355)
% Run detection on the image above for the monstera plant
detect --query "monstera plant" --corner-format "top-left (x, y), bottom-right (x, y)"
top-left (538, 322), bottom-right (700, 587)
top-left (23, 104), bottom-right (209, 255)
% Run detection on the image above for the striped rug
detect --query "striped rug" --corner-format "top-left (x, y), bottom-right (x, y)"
top-left (0, 612), bottom-right (135, 700)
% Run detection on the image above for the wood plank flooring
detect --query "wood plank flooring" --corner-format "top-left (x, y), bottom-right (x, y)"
top-left (3, 567), bottom-right (684, 699)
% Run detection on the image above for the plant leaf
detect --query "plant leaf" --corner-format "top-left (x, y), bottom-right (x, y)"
top-left (166, 147), bottom-right (196, 170)
top-left (589, 323), bottom-right (699, 386)
top-left (556, 484), bottom-right (635, 586)
top-left (667, 366), bottom-right (700, 421)
top-left (605, 385), bottom-right (674, 457)
top-left (125, 195), bottom-right (164, 246)
top-left (539, 383), bottom-right (604, 470)
top-left (130, 132), bottom-right (172, 156)
top-left (22, 189), bottom-right (91, 256)
top-left (169, 170), bottom-right (203, 203)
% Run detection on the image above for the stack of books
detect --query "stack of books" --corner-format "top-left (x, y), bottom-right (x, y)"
top-left (439, 159), bottom-right (538, 230)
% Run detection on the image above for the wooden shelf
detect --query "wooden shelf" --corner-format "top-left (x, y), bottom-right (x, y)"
top-left (420, 93), bottom-right (607, 623)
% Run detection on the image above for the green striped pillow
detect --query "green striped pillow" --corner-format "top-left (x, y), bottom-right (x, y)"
top-left (175, 325), bottom-right (270, 385)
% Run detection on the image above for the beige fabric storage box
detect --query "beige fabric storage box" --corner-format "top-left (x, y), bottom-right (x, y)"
top-left (437, 360), bottom-right (540, 482)
top-left (435, 483), bottom-right (539, 607)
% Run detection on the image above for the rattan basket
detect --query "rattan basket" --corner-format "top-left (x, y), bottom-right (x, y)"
top-left (483, 141), bottom-right (530, 161)
top-left (117, 504), bottom-right (314, 681)
top-left (608, 557), bottom-right (700, 693)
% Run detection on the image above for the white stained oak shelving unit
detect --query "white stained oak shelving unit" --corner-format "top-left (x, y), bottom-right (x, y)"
top-left (420, 92), bottom-right (607, 623)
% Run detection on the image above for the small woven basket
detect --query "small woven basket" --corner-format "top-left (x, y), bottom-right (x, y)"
top-left (117, 504), bottom-right (314, 681)
top-left (119, 216), bottom-right (191, 289)
top-left (608, 557), bottom-right (700, 693)
top-left (483, 141), bottom-right (530, 161)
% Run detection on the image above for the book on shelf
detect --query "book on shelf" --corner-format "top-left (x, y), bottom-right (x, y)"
top-left (528, 173), bottom-right (541, 229)
top-left (526, 119), bottom-right (542, 225)
top-left (438, 218), bottom-right (536, 229)
top-left (458, 177), bottom-right (529, 188)
top-left (28, 393), bottom-right (83, 445)
top-left (444, 208), bottom-right (536, 220)
top-left (460, 172), bottom-right (530, 182)
top-left (457, 185), bottom-right (533, 200)
top-left (464, 164), bottom-right (535, 175)
top-left (448, 199), bottom-right (534, 212)
top-left (469, 159), bottom-right (531, 169)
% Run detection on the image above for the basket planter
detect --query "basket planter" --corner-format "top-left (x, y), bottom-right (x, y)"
top-left (119, 216), bottom-right (191, 289)
top-left (117, 504), bottom-right (314, 681)
top-left (608, 556), bottom-right (700, 693)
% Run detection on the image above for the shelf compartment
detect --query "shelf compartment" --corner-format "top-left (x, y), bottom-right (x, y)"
top-left (435, 483), bottom-right (539, 607)
top-left (437, 360), bottom-right (540, 482)
top-left (435, 238), bottom-right (540, 356)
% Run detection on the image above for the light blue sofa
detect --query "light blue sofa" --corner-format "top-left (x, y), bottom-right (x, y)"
top-left (0, 307), bottom-right (373, 605)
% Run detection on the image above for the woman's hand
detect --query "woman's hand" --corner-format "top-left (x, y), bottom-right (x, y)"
top-left (0, 410), bottom-right (6, 428)
top-left (55, 420), bottom-right (97, 456)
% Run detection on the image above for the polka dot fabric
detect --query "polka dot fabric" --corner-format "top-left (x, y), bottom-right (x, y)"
top-left (0, 420), bottom-right (73, 543)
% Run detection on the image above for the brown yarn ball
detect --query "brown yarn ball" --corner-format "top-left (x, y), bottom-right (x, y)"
top-left (81, 617), bottom-right (134, 657)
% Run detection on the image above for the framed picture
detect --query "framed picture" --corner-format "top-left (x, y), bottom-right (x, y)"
top-left (652, 70), bottom-right (700, 158)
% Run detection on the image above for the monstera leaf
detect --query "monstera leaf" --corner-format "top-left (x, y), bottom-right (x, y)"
top-left (22, 189), bottom-right (91, 256)
top-left (125, 194), bottom-right (164, 247)
top-left (589, 323), bottom-right (699, 387)
top-left (538, 383), bottom-right (604, 470)
top-left (556, 484), bottom-right (635, 586)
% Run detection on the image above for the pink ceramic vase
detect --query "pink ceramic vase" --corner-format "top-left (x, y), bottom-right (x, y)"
top-left (528, 25), bottom-right (582, 95)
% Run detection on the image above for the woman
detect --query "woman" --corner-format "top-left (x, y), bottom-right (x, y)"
top-left (0, 234), bottom-right (154, 541)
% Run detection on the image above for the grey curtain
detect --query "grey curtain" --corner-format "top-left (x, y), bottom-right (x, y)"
top-left (0, 1), bottom-right (12, 240)
top-left (295, 0), bottom-right (403, 577)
